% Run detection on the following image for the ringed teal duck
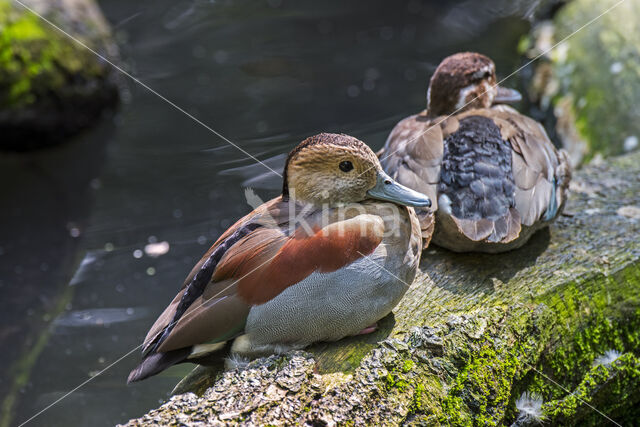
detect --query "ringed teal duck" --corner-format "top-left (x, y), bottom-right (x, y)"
top-left (378, 52), bottom-right (571, 253)
top-left (128, 133), bottom-right (431, 382)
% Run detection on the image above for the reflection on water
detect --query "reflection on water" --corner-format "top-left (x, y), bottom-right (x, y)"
top-left (53, 307), bottom-right (149, 328)
top-left (0, 0), bottom-right (536, 425)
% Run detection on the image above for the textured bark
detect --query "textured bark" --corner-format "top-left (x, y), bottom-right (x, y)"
top-left (123, 150), bottom-right (640, 426)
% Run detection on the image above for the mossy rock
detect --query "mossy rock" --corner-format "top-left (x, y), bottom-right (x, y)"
top-left (123, 149), bottom-right (640, 425)
top-left (0, 0), bottom-right (119, 150)
top-left (540, 353), bottom-right (640, 425)
top-left (523, 0), bottom-right (640, 164)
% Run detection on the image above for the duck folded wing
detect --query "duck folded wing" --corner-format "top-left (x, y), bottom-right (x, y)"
top-left (129, 222), bottom-right (271, 382)
top-left (436, 113), bottom-right (522, 244)
top-left (143, 197), bottom-right (302, 355)
top-left (379, 113), bottom-right (442, 244)
top-left (130, 200), bottom-right (386, 382)
top-left (140, 221), bottom-right (277, 357)
top-left (379, 113), bottom-right (444, 210)
top-left (491, 105), bottom-right (569, 226)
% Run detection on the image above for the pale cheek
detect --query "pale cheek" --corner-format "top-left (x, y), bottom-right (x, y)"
top-left (293, 168), bottom-right (372, 204)
top-left (297, 172), bottom-right (345, 201)
top-left (456, 84), bottom-right (477, 110)
top-left (331, 176), bottom-right (366, 199)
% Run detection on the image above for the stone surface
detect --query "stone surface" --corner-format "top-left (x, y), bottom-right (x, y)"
top-left (0, 0), bottom-right (119, 150)
top-left (123, 150), bottom-right (640, 426)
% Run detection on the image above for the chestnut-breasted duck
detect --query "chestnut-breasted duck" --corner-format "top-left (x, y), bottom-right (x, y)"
top-left (128, 133), bottom-right (432, 382)
top-left (378, 52), bottom-right (571, 253)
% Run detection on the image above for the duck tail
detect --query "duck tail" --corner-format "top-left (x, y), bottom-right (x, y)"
top-left (127, 348), bottom-right (191, 383)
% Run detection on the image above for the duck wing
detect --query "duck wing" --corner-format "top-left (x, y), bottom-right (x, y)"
top-left (490, 105), bottom-right (571, 226)
top-left (129, 199), bottom-right (384, 382)
top-left (378, 111), bottom-right (443, 245)
top-left (438, 113), bottom-right (522, 244)
top-left (139, 198), bottom-right (290, 359)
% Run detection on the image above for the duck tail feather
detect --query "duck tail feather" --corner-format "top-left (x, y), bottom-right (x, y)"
top-left (127, 347), bottom-right (191, 383)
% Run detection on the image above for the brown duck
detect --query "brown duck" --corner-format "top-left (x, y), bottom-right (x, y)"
top-left (378, 52), bottom-right (571, 253)
top-left (128, 133), bottom-right (431, 382)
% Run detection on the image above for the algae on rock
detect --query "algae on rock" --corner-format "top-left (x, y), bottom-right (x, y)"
top-left (0, 0), bottom-right (119, 150)
top-left (122, 150), bottom-right (640, 426)
top-left (522, 0), bottom-right (640, 165)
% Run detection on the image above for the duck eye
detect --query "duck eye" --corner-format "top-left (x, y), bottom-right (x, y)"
top-left (339, 160), bottom-right (354, 172)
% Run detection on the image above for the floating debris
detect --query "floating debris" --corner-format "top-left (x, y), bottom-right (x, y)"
top-left (144, 241), bottom-right (170, 257)
top-left (53, 307), bottom-right (148, 328)
top-left (69, 252), bottom-right (98, 286)
top-left (609, 61), bottom-right (623, 74)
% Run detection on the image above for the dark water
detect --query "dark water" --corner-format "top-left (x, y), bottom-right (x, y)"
top-left (0, 0), bottom-right (536, 425)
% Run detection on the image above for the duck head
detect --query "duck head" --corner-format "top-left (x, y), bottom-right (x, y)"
top-left (426, 52), bottom-right (522, 116)
top-left (283, 133), bottom-right (431, 208)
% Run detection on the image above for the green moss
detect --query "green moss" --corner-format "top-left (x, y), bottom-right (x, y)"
top-left (551, 0), bottom-right (640, 158)
top-left (402, 360), bottom-right (414, 373)
top-left (440, 341), bottom-right (525, 426)
top-left (534, 265), bottom-right (640, 391)
top-left (0, 0), bottom-right (106, 108)
top-left (541, 353), bottom-right (640, 426)
top-left (384, 371), bottom-right (409, 392)
top-left (435, 261), bottom-right (640, 426)
top-left (516, 35), bottom-right (530, 55)
top-left (412, 383), bottom-right (426, 411)
top-left (503, 263), bottom-right (640, 424)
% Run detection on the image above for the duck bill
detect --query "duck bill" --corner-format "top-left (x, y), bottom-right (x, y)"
top-left (367, 171), bottom-right (431, 208)
top-left (493, 85), bottom-right (522, 104)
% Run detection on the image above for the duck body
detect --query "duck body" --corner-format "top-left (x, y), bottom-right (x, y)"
top-left (380, 105), bottom-right (571, 253)
top-left (232, 198), bottom-right (421, 355)
top-left (128, 133), bottom-right (430, 382)
top-left (379, 52), bottom-right (571, 253)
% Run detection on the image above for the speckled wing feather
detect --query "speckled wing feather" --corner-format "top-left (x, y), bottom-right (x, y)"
top-left (380, 105), bottom-right (570, 252)
top-left (488, 105), bottom-right (571, 227)
top-left (438, 114), bottom-right (522, 243)
top-left (378, 111), bottom-right (441, 245)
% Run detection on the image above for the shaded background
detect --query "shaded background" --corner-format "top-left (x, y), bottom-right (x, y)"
top-left (0, 0), bottom-right (543, 425)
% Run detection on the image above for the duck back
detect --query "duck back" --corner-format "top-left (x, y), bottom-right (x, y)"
top-left (438, 115), bottom-right (521, 243)
top-left (440, 116), bottom-right (514, 220)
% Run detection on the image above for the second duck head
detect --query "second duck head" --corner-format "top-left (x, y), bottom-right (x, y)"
top-left (426, 52), bottom-right (522, 117)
